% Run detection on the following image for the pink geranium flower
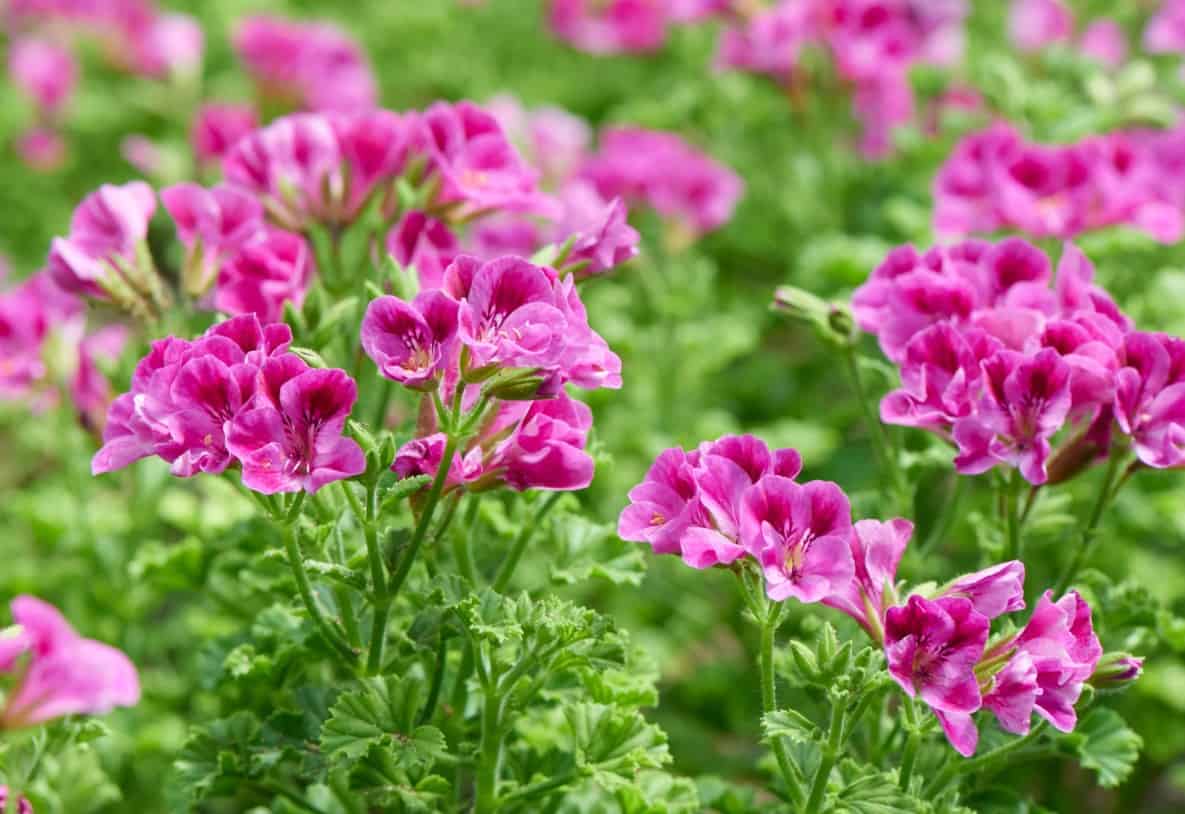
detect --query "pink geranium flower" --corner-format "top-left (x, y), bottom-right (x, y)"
top-left (361, 291), bottom-right (460, 390)
top-left (822, 517), bottom-right (914, 639)
top-left (162, 182), bottom-right (265, 296)
top-left (939, 561), bottom-right (1026, 620)
top-left (618, 446), bottom-right (704, 557)
top-left (8, 38), bottom-right (76, 114)
top-left (548, 0), bottom-right (670, 54)
top-left (191, 103), bottom-right (259, 165)
top-left (386, 211), bottom-right (460, 290)
top-left (0, 596), bottom-right (139, 729)
top-left (225, 365), bottom-right (365, 494)
top-left (215, 229), bottom-right (312, 323)
top-left (1008, 0), bottom-right (1073, 53)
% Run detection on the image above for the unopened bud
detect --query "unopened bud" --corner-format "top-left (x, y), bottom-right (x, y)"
top-left (484, 368), bottom-right (553, 401)
top-left (772, 286), bottom-right (857, 347)
top-left (1090, 652), bottom-right (1144, 689)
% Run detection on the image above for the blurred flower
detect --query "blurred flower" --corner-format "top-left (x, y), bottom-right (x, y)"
top-left (1145, 0), bottom-right (1185, 54)
top-left (1079, 19), bottom-right (1127, 68)
top-left (161, 182), bottom-right (265, 297)
top-left (1008, 0), bottom-right (1073, 53)
top-left (0, 788), bottom-right (32, 814)
top-left (8, 38), bottom-right (76, 114)
top-left (191, 103), bottom-right (259, 165)
top-left (215, 229), bottom-right (312, 322)
top-left (133, 12), bottom-right (203, 77)
top-left (120, 135), bottom-right (162, 177)
top-left (0, 595), bottom-right (140, 729)
top-left (548, 0), bottom-right (670, 54)
top-left (386, 211), bottom-right (460, 290)
top-left (15, 127), bottom-right (65, 171)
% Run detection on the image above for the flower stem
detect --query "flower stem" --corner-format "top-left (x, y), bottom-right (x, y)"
top-left (898, 698), bottom-right (921, 790)
top-left (1004, 470), bottom-right (1022, 561)
top-left (759, 601), bottom-right (807, 808)
top-left (919, 475), bottom-right (966, 554)
top-left (805, 699), bottom-right (845, 814)
top-left (282, 503), bottom-right (356, 663)
top-left (924, 722), bottom-right (1046, 797)
top-left (1055, 453), bottom-right (1127, 594)
top-left (417, 635), bottom-right (449, 726)
top-left (474, 683), bottom-right (503, 814)
top-left (841, 345), bottom-right (904, 509)
top-left (492, 492), bottom-right (561, 593)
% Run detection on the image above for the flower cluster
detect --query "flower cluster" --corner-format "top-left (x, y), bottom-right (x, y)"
top-left (93, 314), bottom-right (365, 495)
top-left (620, 434), bottom-right (1110, 756)
top-left (232, 15), bottom-right (376, 113)
top-left (1008, 0), bottom-right (1128, 67)
top-left (934, 122), bottom-right (1185, 243)
top-left (190, 103), bottom-right (259, 167)
top-left (855, 238), bottom-right (1185, 483)
top-left (1144, 0), bottom-right (1185, 57)
top-left (368, 254), bottom-right (621, 493)
top-left (0, 595), bottom-right (139, 729)
top-left (544, 1), bottom-right (967, 159)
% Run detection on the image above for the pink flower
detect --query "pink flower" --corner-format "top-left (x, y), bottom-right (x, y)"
top-left (579, 127), bottom-right (742, 236)
top-left (1079, 20), bottom-right (1127, 68)
top-left (618, 446), bottom-right (704, 557)
top-left (553, 182), bottom-right (639, 278)
top-left (1008, 0), bottom-right (1073, 53)
top-left (494, 394), bottom-right (595, 490)
top-left (456, 256), bottom-right (568, 370)
top-left (133, 13), bottom-right (204, 78)
top-left (953, 348), bottom-right (1073, 484)
top-left (386, 211), bottom-right (460, 290)
top-left (215, 229), bottom-right (312, 323)
top-left (0, 596), bottom-right (140, 728)
top-left (1114, 331), bottom-right (1185, 468)
top-left (361, 291), bottom-right (459, 390)
top-left (983, 590), bottom-right (1102, 735)
top-left (715, 1), bottom-right (814, 82)
top-left (233, 15), bottom-right (377, 112)
top-left (548, 0), bottom-right (669, 54)
top-left (486, 95), bottom-right (591, 188)
top-left (15, 127), bottom-right (66, 172)
top-left (0, 788), bottom-right (32, 814)
top-left (884, 595), bottom-right (989, 757)
top-left (8, 38), bottom-right (76, 114)
top-left (331, 109), bottom-right (418, 218)
top-left (1145, 0), bottom-right (1185, 54)
top-left (852, 74), bottom-right (915, 160)
top-left (121, 135), bottom-right (162, 177)
top-left (822, 518), bottom-right (914, 638)
top-left (740, 476), bottom-right (854, 603)
top-left (191, 103), bottom-right (259, 164)
top-left (47, 181), bottom-right (157, 299)
top-left (225, 365), bottom-right (366, 494)
top-left (0, 272), bottom-right (81, 404)
top-left (162, 183), bottom-right (265, 296)
top-left (939, 561), bottom-right (1026, 620)
top-left (73, 324), bottom-right (129, 432)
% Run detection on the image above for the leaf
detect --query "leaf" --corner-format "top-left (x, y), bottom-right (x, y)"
top-left (127, 537), bottom-right (206, 590)
top-left (762, 709), bottom-right (822, 746)
top-left (381, 475), bottom-right (432, 510)
top-left (562, 702), bottom-right (671, 772)
top-left (320, 674), bottom-right (445, 772)
top-left (170, 712), bottom-right (264, 805)
top-left (1070, 707), bottom-right (1143, 789)
top-left (832, 760), bottom-right (923, 814)
top-left (551, 517), bottom-right (647, 587)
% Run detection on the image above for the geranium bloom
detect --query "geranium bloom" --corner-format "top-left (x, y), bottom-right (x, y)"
top-left (0, 273), bottom-right (81, 404)
top-left (225, 365), bottom-right (366, 494)
top-left (8, 38), bottom-right (76, 114)
top-left (548, 0), bottom-right (670, 54)
top-left (884, 595), bottom-right (989, 756)
top-left (386, 211), bottom-right (460, 290)
top-left (1114, 331), bottom-right (1185, 468)
top-left (1079, 20), bottom-right (1127, 68)
top-left (161, 183), bottom-right (265, 296)
top-left (0, 788), bottom-right (31, 814)
top-left (714, 1), bottom-right (815, 82)
top-left (1145, 0), bottom-right (1185, 53)
top-left (579, 127), bottom-right (742, 236)
top-left (47, 181), bottom-right (157, 301)
top-left (618, 446), bottom-right (704, 557)
top-left (1008, 0), bottom-right (1073, 52)
top-left (132, 12), bottom-right (204, 77)
top-left (215, 229), bottom-right (312, 322)
top-left (740, 476), bottom-right (854, 602)
top-left (553, 182), bottom-right (639, 278)
top-left (938, 561), bottom-right (1026, 620)
top-left (361, 291), bottom-right (460, 390)
top-left (486, 95), bottom-right (591, 188)
top-left (822, 518), bottom-right (914, 639)
top-left (0, 596), bottom-right (140, 728)
top-left (15, 127), bottom-right (66, 171)
top-left (233, 15), bottom-right (377, 112)
top-left (191, 103), bottom-right (259, 164)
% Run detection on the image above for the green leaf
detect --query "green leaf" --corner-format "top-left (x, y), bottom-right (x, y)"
top-left (762, 709), bottom-right (822, 746)
top-left (320, 674), bottom-right (445, 772)
top-left (381, 475), bottom-right (432, 510)
top-left (1070, 707), bottom-right (1143, 789)
top-left (170, 712), bottom-right (264, 805)
top-left (832, 760), bottom-right (923, 814)
top-left (551, 517), bottom-right (647, 587)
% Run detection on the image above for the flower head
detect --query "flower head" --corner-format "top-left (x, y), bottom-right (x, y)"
top-left (362, 291), bottom-right (459, 390)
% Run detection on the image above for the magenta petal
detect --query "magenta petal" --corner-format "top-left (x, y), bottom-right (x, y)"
top-left (935, 709), bottom-right (979, 757)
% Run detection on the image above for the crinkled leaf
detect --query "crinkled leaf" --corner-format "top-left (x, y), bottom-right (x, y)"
top-left (763, 709), bottom-right (822, 746)
top-left (832, 760), bottom-right (923, 814)
top-left (1070, 707), bottom-right (1143, 789)
top-left (551, 516), bottom-right (647, 587)
top-left (320, 673), bottom-right (445, 772)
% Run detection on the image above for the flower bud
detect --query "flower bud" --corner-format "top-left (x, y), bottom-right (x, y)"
top-left (1090, 652), bottom-right (1143, 689)
top-left (772, 285), bottom-right (857, 347)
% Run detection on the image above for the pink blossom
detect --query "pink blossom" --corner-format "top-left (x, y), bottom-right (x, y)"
top-left (495, 394), bottom-right (595, 490)
top-left (939, 561), bottom-right (1026, 620)
top-left (120, 135), bottom-right (161, 177)
top-left (486, 95), bottom-right (591, 188)
top-left (619, 446), bottom-right (705, 557)
top-left (133, 13), bottom-right (204, 77)
top-left (0, 595), bottom-right (139, 728)
top-left (361, 291), bottom-right (459, 390)
top-left (579, 127), bottom-right (742, 235)
top-left (553, 182), bottom-right (640, 278)
top-left (331, 109), bottom-right (419, 218)
top-left (233, 15), bottom-right (377, 112)
top-left (822, 518), bottom-right (914, 638)
top-left (0, 788), bottom-right (32, 814)
top-left (456, 256), bottom-right (567, 371)
top-left (548, 0), bottom-right (669, 54)
top-left (162, 183), bottom-right (265, 296)
top-left (47, 181), bottom-right (157, 299)
top-left (852, 74), bottom-right (915, 160)
top-left (73, 324), bottom-right (129, 432)
top-left (1145, 0), bottom-right (1185, 54)
top-left (225, 365), bottom-right (366, 494)
top-left (215, 229), bottom-right (312, 323)
top-left (15, 127), bottom-right (66, 172)
top-left (1079, 20), bottom-right (1127, 68)
top-left (715, 1), bottom-right (814, 82)
top-left (740, 476), bottom-right (854, 603)
top-left (386, 211), bottom-right (460, 290)
top-left (1008, 0), bottom-right (1073, 53)
top-left (8, 38), bottom-right (76, 114)
top-left (0, 272), bottom-right (81, 403)
top-left (884, 595), bottom-right (988, 757)
top-left (1114, 331), bottom-right (1185, 468)
top-left (191, 103), bottom-right (259, 164)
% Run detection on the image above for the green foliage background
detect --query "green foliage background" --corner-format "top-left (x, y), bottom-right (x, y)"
top-left (2, 1), bottom-right (1185, 811)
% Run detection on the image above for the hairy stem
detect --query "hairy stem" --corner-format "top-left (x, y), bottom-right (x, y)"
top-left (805, 700), bottom-right (845, 814)
top-left (492, 492), bottom-right (562, 593)
top-left (759, 601), bottom-right (807, 808)
top-left (282, 501), bottom-right (355, 663)
top-left (1055, 454), bottom-right (1127, 594)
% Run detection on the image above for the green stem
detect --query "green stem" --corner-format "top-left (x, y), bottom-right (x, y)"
top-left (924, 722), bottom-right (1046, 797)
top-left (368, 433), bottom-right (460, 674)
top-left (474, 684), bottom-right (503, 814)
top-left (1055, 454), bottom-right (1126, 594)
top-left (283, 512), bottom-right (355, 663)
top-left (920, 475), bottom-right (966, 554)
top-left (417, 635), bottom-right (450, 726)
top-left (805, 700), bottom-right (844, 814)
top-left (1004, 471), bottom-right (1022, 562)
top-left (342, 482), bottom-right (386, 600)
top-left (841, 345), bottom-right (904, 508)
top-left (759, 601), bottom-right (806, 808)
top-left (492, 492), bottom-right (561, 593)
top-left (452, 496), bottom-right (481, 584)
top-left (333, 585), bottom-right (363, 650)
top-left (898, 699), bottom-right (921, 790)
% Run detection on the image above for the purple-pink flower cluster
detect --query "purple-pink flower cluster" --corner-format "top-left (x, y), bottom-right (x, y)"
top-left (232, 15), bottom-right (376, 113)
top-left (368, 254), bottom-right (621, 493)
top-left (934, 122), bottom-right (1185, 243)
top-left (93, 313), bottom-right (365, 494)
top-left (855, 238), bottom-right (1185, 483)
top-left (620, 434), bottom-right (1109, 756)
top-left (0, 595), bottom-right (140, 729)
